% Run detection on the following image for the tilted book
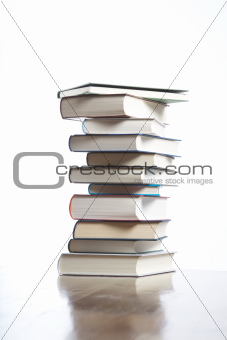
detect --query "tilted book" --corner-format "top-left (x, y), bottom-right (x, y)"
top-left (58, 82), bottom-right (187, 103)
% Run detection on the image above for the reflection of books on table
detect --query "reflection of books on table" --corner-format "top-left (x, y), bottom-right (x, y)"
top-left (57, 272), bottom-right (174, 340)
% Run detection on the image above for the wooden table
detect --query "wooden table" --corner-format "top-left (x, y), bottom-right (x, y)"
top-left (1, 266), bottom-right (227, 340)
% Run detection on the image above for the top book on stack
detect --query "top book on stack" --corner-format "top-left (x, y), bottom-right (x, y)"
top-left (58, 83), bottom-right (187, 103)
top-left (59, 83), bottom-right (187, 123)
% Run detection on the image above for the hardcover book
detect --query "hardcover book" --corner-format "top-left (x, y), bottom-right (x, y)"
top-left (72, 220), bottom-right (169, 240)
top-left (69, 134), bottom-right (180, 156)
top-left (69, 195), bottom-right (169, 221)
top-left (58, 82), bottom-right (187, 103)
top-left (60, 94), bottom-right (168, 122)
top-left (58, 251), bottom-right (175, 277)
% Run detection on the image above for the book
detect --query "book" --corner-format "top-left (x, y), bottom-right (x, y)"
top-left (88, 184), bottom-right (177, 196)
top-left (82, 118), bottom-right (165, 136)
top-left (73, 220), bottom-right (169, 239)
top-left (69, 134), bottom-right (180, 156)
top-left (86, 152), bottom-right (174, 167)
top-left (69, 166), bottom-right (176, 184)
top-left (58, 271), bottom-right (174, 294)
top-left (60, 94), bottom-right (168, 122)
top-left (57, 251), bottom-right (175, 276)
top-left (69, 195), bottom-right (168, 220)
top-left (57, 82), bottom-right (187, 103)
top-left (68, 238), bottom-right (164, 254)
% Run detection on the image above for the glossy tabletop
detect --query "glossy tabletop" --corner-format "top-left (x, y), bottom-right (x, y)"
top-left (0, 266), bottom-right (227, 340)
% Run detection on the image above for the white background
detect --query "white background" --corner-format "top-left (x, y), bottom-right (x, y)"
top-left (0, 0), bottom-right (227, 276)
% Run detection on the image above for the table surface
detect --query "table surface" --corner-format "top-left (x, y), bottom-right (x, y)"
top-left (0, 265), bottom-right (227, 340)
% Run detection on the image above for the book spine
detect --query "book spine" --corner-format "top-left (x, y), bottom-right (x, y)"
top-left (73, 219), bottom-right (171, 223)
top-left (59, 98), bottom-right (64, 119)
top-left (57, 254), bottom-right (62, 275)
top-left (86, 152), bottom-right (90, 166)
top-left (68, 166), bottom-right (72, 183)
top-left (68, 239), bottom-right (72, 252)
top-left (68, 136), bottom-right (72, 151)
top-left (88, 192), bottom-right (161, 197)
top-left (69, 195), bottom-right (76, 219)
top-left (82, 119), bottom-right (86, 134)
top-left (73, 221), bottom-right (79, 239)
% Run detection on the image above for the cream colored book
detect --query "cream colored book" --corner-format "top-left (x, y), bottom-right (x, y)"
top-left (82, 118), bottom-right (165, 136)
top-left (69, 195), bottom-right (168, 221)
top-left (58, 271), bottom-right (174, 294)
top-left (60, 94), bottom-right (168, 123)
top-left (58, 251), bottom-right (175, 277)
top-left (72, 220), bottom-right (169, 240)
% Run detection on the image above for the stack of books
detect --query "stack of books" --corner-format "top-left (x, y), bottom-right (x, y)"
top-left (57, 83), bottom-right (187, 276)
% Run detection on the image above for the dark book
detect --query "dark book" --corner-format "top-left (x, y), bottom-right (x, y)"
top-left (68, 238), bottom-right (165, 254)
top-left (86, 152), bottom-right (174, 167)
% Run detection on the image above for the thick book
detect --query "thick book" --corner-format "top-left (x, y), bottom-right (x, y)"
top-left (86, 152), bottom-right (174, 167)
top-left (69, 134), bottom-right (180, 157)
top-left (69, 166), bottom-right (176, 184)
top-left (88, 184), bottom-right (177, 196)
top-left (60, 94), bottom-right (168, 123)
top-left (57, 251), bottom-right (175, 277)
top-left (57, 82), bottom-right (187, 103)
top-left (69, 195), bottom-right (168, 221)
top-left (73, 220), bottom-right (169, 240)
top-left (58, 272), bottom-right (174, 294)
top-left (82, 118), bottom-right (165, 136)
top-left (68, 238), bottom-right (164, 254)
